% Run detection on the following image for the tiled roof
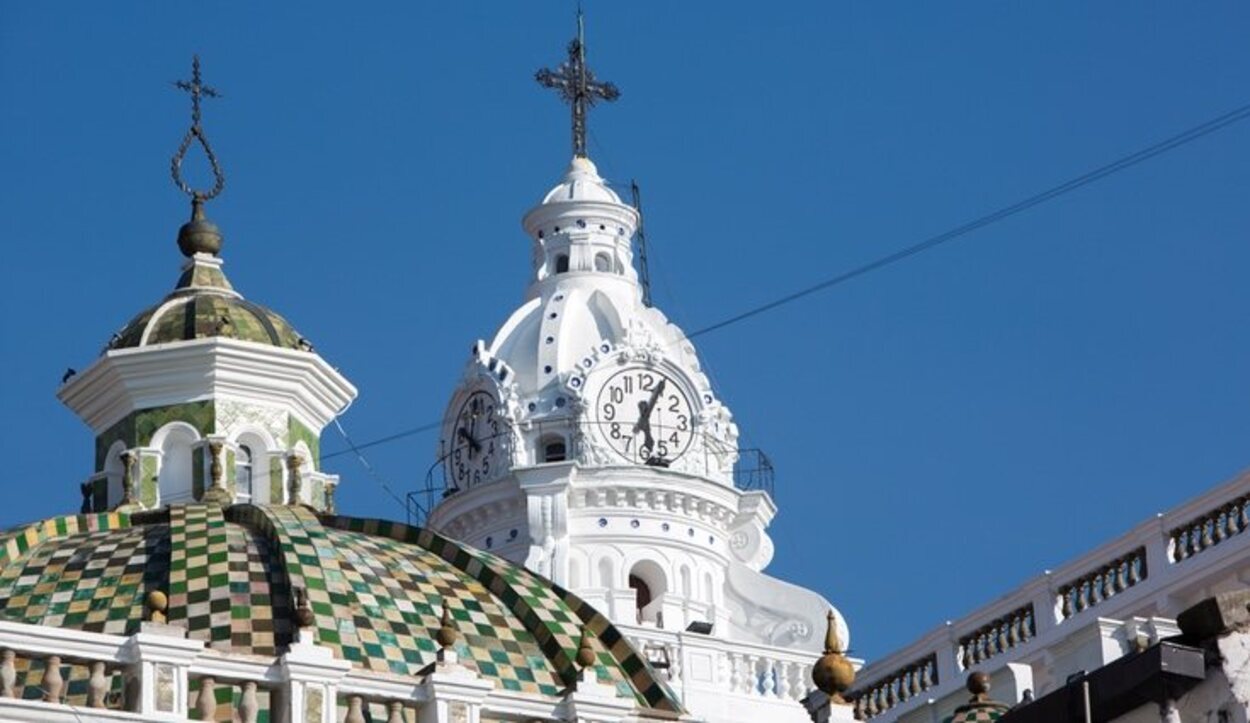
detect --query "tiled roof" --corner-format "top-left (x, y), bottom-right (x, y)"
top-left (0, 504), bottom-right (681, 713)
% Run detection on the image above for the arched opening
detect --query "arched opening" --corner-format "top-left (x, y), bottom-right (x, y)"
top-left (103, 442), bottom-right (126, 508)
top-left (594, 251), bottom-right (612, 272)
top-left (680, 565), bottom-right (692, 598)
top-left (628, 559), bottom-right (668, 627)
top-left (703, 571), bottom-right (716, 604)
top-left (555, 254), bottom-right (569, 274)
top-left (236, 445), bottom-right (254, 502)
top-left (156, 425), bottom-right (198, 505)
top-left (234, 433), bottom-right (271, 504)
top-left (540, 434), bottom-right (567, 463)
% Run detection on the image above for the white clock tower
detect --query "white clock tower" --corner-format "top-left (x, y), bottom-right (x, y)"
top-left (424, 20), bottom-right (847, 668)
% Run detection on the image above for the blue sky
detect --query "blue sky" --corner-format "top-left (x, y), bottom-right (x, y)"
top-left (1, 3), bottom-right (1247, 661)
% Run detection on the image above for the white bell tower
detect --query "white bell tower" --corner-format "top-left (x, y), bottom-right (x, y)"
top-left (424, 19), bottom-right (847, 655)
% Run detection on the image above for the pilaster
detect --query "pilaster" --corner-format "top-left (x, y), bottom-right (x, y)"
top-left (122, 621), bottom-right (205, 719)
top-left (277, 635), bottom-right (353, 723)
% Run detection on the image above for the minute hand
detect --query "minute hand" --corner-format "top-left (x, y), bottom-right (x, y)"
top-left (634, 379), bottom-right (667, 433)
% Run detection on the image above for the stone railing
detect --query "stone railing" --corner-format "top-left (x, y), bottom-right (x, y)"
top-left (0, 619), bottom-right (554, 723)
top-left (850, 469), bottom-right (1250, 721)
top-left (620, 624), bottom-right (820, 721)
top-left (1056, 547), bottom-right (1146, 620)
top-left (957, 604), bottom-right (1035, 669)
top-left (1169, 492), bottom-right (1250, 562)
top-left (849, 653), bottom-right (938, 720)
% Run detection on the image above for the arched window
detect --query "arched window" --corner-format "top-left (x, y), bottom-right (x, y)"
top-left (555, 254), bottom-right (570, 274)
top-left (236, 445), bottom-right (254, 502)
top-left (594, 252), bottom-right (612, 272)
top-left (541, 435), bottom-right (567, 463)
top-left (629, 560), bottom-right (668, 627)
top-left (598, 557), bottom-right (615, 588)
top-left (156, 424), bottom-right (198, 505)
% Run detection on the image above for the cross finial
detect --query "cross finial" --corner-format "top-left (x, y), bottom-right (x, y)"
top-left (170, 55), bottom-right (225, 204)
top-left (535, 9), bottom-right (620, 158)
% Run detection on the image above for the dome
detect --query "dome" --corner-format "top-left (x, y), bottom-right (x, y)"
top-left (539, 156), bottom-right (622, 205)
top-left (107, 255), bottom-right (307, 352)
top-left (0, 504), bottom-right (682, 713)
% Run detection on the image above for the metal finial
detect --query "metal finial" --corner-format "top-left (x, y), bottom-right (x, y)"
top-left (170, 55), bottom-right (226, 204)
top-left (535, 9), bottom-right (620, 158)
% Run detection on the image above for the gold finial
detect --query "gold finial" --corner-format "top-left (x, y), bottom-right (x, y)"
top-left (575, 625), bottom-right (597, 670)
top-left (436, 602), bottom-right (459, 650)
top-left (967, 671), bottom-right (991, 702)
top-left (812, 610), bottom-right (855, 703)
top-left (146, 589), bottom-right (168, 623)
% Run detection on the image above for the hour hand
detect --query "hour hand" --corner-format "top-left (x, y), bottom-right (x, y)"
top-left (458, 427), bottom-right (481, 455)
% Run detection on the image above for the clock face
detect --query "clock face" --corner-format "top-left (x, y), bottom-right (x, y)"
top-left (448, 391), bottom-right (506, 489)
top-left (594, 367), bottom-right (695, 465)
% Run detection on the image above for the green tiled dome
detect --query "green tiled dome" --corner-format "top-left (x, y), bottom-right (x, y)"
top-left (108, 259), bottom-right (306, 351)
top-left (0, 505), bottom-right (682, 713)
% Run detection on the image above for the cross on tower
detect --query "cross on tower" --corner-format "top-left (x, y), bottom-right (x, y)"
top-left (170, 54), bottom-right (225, 203)
top-left (173, 55), bottom-right (220, 129)
top-left (535, 11), bottom-right (620, 158)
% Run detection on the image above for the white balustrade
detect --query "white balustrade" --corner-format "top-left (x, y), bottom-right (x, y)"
top-left (852, 469), bottom-right (1250, 721)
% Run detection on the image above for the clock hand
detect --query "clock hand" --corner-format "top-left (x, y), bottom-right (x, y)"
top-left (457, 426), bottom-right (481, 455)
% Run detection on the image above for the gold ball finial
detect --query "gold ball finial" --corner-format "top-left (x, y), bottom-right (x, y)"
top-left (146, 589), bottom-right (168, 623)
top-left (436, 602), bottom-right (459, 650)
top-left (575, 625), bottom-right (597, 670)
top-left (812, 610), bottom-right (855, 702)
top-left (967, 671), bottom-right (991, 700)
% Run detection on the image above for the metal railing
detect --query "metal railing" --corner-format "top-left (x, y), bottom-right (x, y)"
top-left (405, 417), bottom-right (773, 526)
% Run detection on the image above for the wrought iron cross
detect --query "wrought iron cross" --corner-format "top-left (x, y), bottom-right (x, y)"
top-left (171, 55), bottom-right (225, 202)
top-left (535, 12), bottom-right (620, 158)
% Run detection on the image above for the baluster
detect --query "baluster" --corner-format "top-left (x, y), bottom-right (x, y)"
top-left (727, 653), bottom-right (742, 693)
top-left (1128, 554), bottom-right (1142, 584)
top-left (238, 681), bottom-right (258, 723)
top-left (345, 695), bottom-right (366, 723)
top-left (1189, 524), bottom-right (1203, 556)
top-left (1239, 499), bottom-right (1249, 532)
top-left (1059, 587), bottom-right (1073, 619)
top-left (88, 661), bottom-right (108, 708)
top-left (0, 649), bottom-right (15, 698)
top-left (1215, 507), bottom-right (1230, 542)
top-left (387, 701), bottom-right (404, 723)
top-left (775, 660), bottom-right (792, 700)
top-left (760, 657), bottom-right (776, 697)
top-left (197, 676), bottom-right (217, 721)
top-left (42, 655), bottom-right (64, 704)
top-left (885, 679), bottom-right (898, 708)
top-left (920, 660), bottom-right (934, 689)
top-left (996, 621), bottom-right (1008, 653)
top-left (1201, 518), bottom-right (1215, 549)
top-left (791, 663), bottom-right (808, 700)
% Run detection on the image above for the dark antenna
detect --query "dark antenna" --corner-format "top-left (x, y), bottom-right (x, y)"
top-left (630, 180), bottom-right (654, 308)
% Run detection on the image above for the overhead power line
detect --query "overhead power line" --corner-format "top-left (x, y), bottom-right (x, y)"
top-left (686, 101), bottom-right (1250, 339)
top-left (322, 102), bottom-right (1250, 461)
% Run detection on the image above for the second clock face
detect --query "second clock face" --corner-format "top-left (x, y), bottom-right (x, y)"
top-left (448, 391), bottom-right (505, 489)
top-left (594, 367), bottom-right (694, 464)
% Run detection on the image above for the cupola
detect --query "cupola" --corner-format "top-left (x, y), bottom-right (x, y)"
top-left (57, 56), bottom-right (356, 514)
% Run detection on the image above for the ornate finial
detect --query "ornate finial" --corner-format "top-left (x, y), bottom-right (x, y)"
top-left (575, 625), bottom-right (597, 670)
top-left (536, 8), bottom-right (620, 158)
top-left (436, 602), bottom-right (459, 650)
top-left (967, 671), bottom-right (991, 701)
top-left (293, 587), bottom-right (315, 629)
top-left (812, 610), bottom-right (855, 703)
top-left (948, 672), bottom-right (1011, 722)
top-left (171, 55), bottom-right (226, 257)
top-left (146, 589), bottom-right (168, 623)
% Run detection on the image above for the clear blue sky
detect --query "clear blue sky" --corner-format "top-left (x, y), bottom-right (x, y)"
top-left (2, 3), bottom-right (1247, 661)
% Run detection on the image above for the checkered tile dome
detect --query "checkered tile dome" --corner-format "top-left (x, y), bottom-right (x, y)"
top-left (108, 258), bottom-right (305, 351)
top-left (0, 505), bottom-right (682, 713)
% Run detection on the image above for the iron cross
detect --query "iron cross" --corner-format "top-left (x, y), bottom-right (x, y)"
top-left (174, 55), bottom-right (220, 129)
top-left (535, 12), bottom-right (620, 158)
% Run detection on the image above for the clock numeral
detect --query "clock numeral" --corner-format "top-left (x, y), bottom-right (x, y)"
top-left (603, 402), bottom-right (616, 421)
top-left (668, 395), bottom-right (681, 413)
top-left (610, 422), bottom-right (622, 439)
top-left (668, 431), bottom-right (680, 445)
top-left (611, 387), bottom-right (624, 404)
top-left (676, 414), bottom-right (688, 431)
top-left (623, 376), bottom-right (633, 394)
top-left (638, 373), bottom-right (655, 391)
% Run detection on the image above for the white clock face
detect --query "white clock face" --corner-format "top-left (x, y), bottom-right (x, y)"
top-left (594, 367), bottom-right (695, 465)
top-left (448, 391), bottom-right (506, 489)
